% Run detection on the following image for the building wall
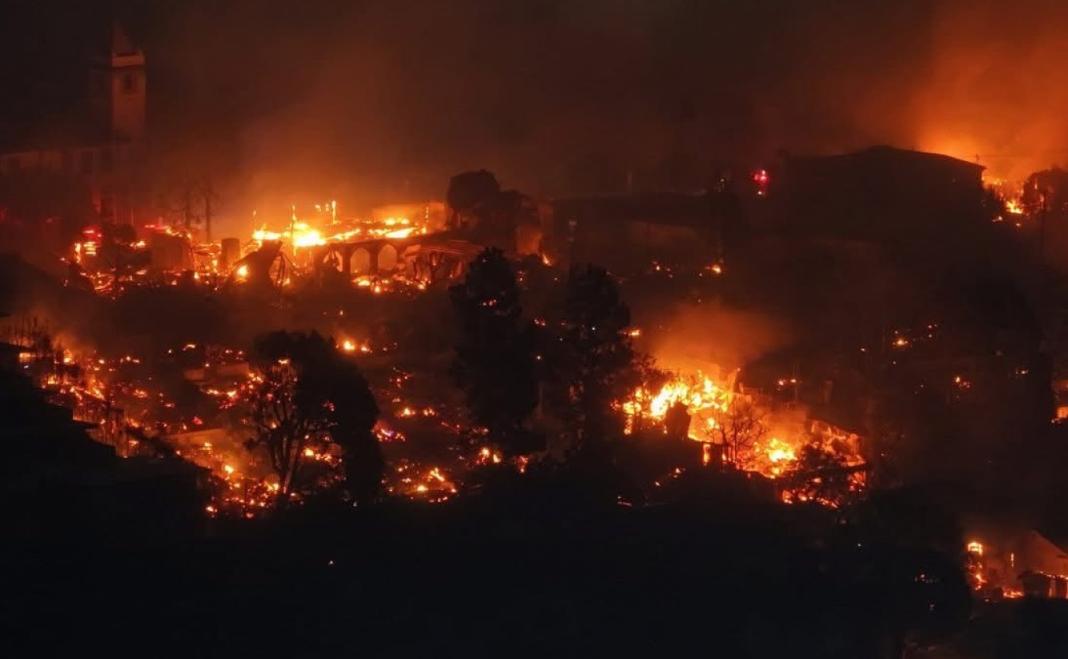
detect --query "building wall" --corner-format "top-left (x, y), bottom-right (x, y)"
top-left (108, 59), bottom-right (146, 142)
top-left (0, 25), bottom-right (149, 226)
top-left (0, 142), bottom-right (145, 224)
top-left (778, 147), bottom-right (985, 241)
top-left (550, 193), bottom-right (722, 272)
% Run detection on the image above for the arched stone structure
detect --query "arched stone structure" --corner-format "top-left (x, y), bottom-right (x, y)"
top-left (312, 235), bottom-right (482, 286)
top-left (350, 247), bottom-right (372, 275)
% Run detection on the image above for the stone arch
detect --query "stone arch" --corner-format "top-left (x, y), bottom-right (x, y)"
top-left (378, 243), bottom-right (398, 271)
top-left (350, 247), bottom-right (372, 275)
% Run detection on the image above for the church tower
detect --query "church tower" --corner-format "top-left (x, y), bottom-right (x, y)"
top-left (89, 23), bottom-right (146, 142)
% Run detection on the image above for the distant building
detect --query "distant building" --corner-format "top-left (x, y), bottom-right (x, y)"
top-left (0, 23), bottom-right (147, 224)
top-left (776, 145), bottom-right (985, 240)
top-left (964, 524), bottom-right (1068, 600)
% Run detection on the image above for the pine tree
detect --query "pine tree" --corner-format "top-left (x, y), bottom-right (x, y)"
top-left (450, 248), bottom-right (541, 456)
top-left (556, 264), bottom-right (641, 452)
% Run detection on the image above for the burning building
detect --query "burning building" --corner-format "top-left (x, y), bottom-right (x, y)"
top-left (965, 527), bottom-right (1068, 600)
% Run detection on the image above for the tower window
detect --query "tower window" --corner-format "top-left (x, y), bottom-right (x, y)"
top-left (122, 72), bottom-right (138, 94)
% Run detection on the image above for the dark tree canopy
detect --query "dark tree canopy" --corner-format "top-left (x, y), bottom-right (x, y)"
top-left (446, 169), bottom-right (500, 216)
top-left (249, 330), bottom-right (381, 504)
top-left (1022, 167), bottom-right (1068, 217)
top-left (555, 264), bottom-right (641, 452)
top-left (450, 248), bottom-right (541, 456)
top-left (446, 169), bottom-right (532, 250)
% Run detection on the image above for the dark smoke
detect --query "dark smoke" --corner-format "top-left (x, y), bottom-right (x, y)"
top-left (5, 0), bottom-right (1068, 227)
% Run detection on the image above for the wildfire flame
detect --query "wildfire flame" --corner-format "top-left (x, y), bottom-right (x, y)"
top-left (621, 370), bottom-right (865, 500)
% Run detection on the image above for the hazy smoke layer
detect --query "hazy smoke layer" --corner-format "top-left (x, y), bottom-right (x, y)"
top-left (6, 0), bottom-right (1067, 224)
top-left (647, 301), bottom-right (789, 377)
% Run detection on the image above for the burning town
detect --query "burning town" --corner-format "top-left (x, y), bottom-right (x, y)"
top-left (7, 2), bottom-right (1068, 657)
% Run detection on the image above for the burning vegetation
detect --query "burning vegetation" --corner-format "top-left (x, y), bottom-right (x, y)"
top-left (4, 147), bottom-right (1059, 520)
top-left (10, 6), bottom-right (1068, 654)
top-left (4, 177), bottom-right (875, 519)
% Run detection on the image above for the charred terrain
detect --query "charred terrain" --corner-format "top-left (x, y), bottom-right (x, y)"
top-left (6, 2), bottom-right (1068, 657)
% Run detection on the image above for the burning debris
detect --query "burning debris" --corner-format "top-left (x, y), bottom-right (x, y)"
top-left (9, 6), bottom-right (1068, 655)
top-left (620, 368), bottom-right (866, 505)
top-left (964, 530), bottom-right (1068, 601)
top-left (58, 197), bottom-right (489, 301)
top-left (3, 307), bottom-right (515, 517)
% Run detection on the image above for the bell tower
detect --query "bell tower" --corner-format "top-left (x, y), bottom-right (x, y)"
top-left (89, 22), bottom-right (146, 142)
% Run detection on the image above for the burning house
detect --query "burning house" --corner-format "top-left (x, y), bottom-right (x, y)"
top-left (966, 526), bottom-right (1068, 600)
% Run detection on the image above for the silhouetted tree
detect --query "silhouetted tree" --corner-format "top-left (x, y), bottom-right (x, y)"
top-left (790, 443), bottom-right (860, 506)
top-left (556, 264), bottom-right (641, 452)
top-left (837, 487), bottom-right (971, 651)
top-left (248, 331), bottom-right (381, 504)
top-left (710, 396), bottom-right (767, 467)
top-left (867, 384), bottom-right (959, 488)
top-left (450, 248), bottom-right (541, 456)
top-left (446, 169), bottom-right (534, 249)
top-left (248, 357), bottom-right (317, 500)
top-left (1022, 167), bottom-right (1068, 218)
top-left (446, 170), bottom-right (500, 227)
top-left (159, 176), bottom-right (220, 238)
top-left (664, 401), bottom-right (691, 441)
top-left (327, 358), bottom-right (383, 505)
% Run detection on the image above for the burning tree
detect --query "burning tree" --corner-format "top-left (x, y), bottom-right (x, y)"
top-left (248, 360), bottom-right (308, 499)
top-left (787, 443), bottom-right (864, 506)
top-left (709, 396), bottom-right (767, 467)
top-left (450, 248), bottom-right (541, 457)
top-left (248, 331), bottom-right (381, 504)
top-left (556, 264), bottom-right (643, 453)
